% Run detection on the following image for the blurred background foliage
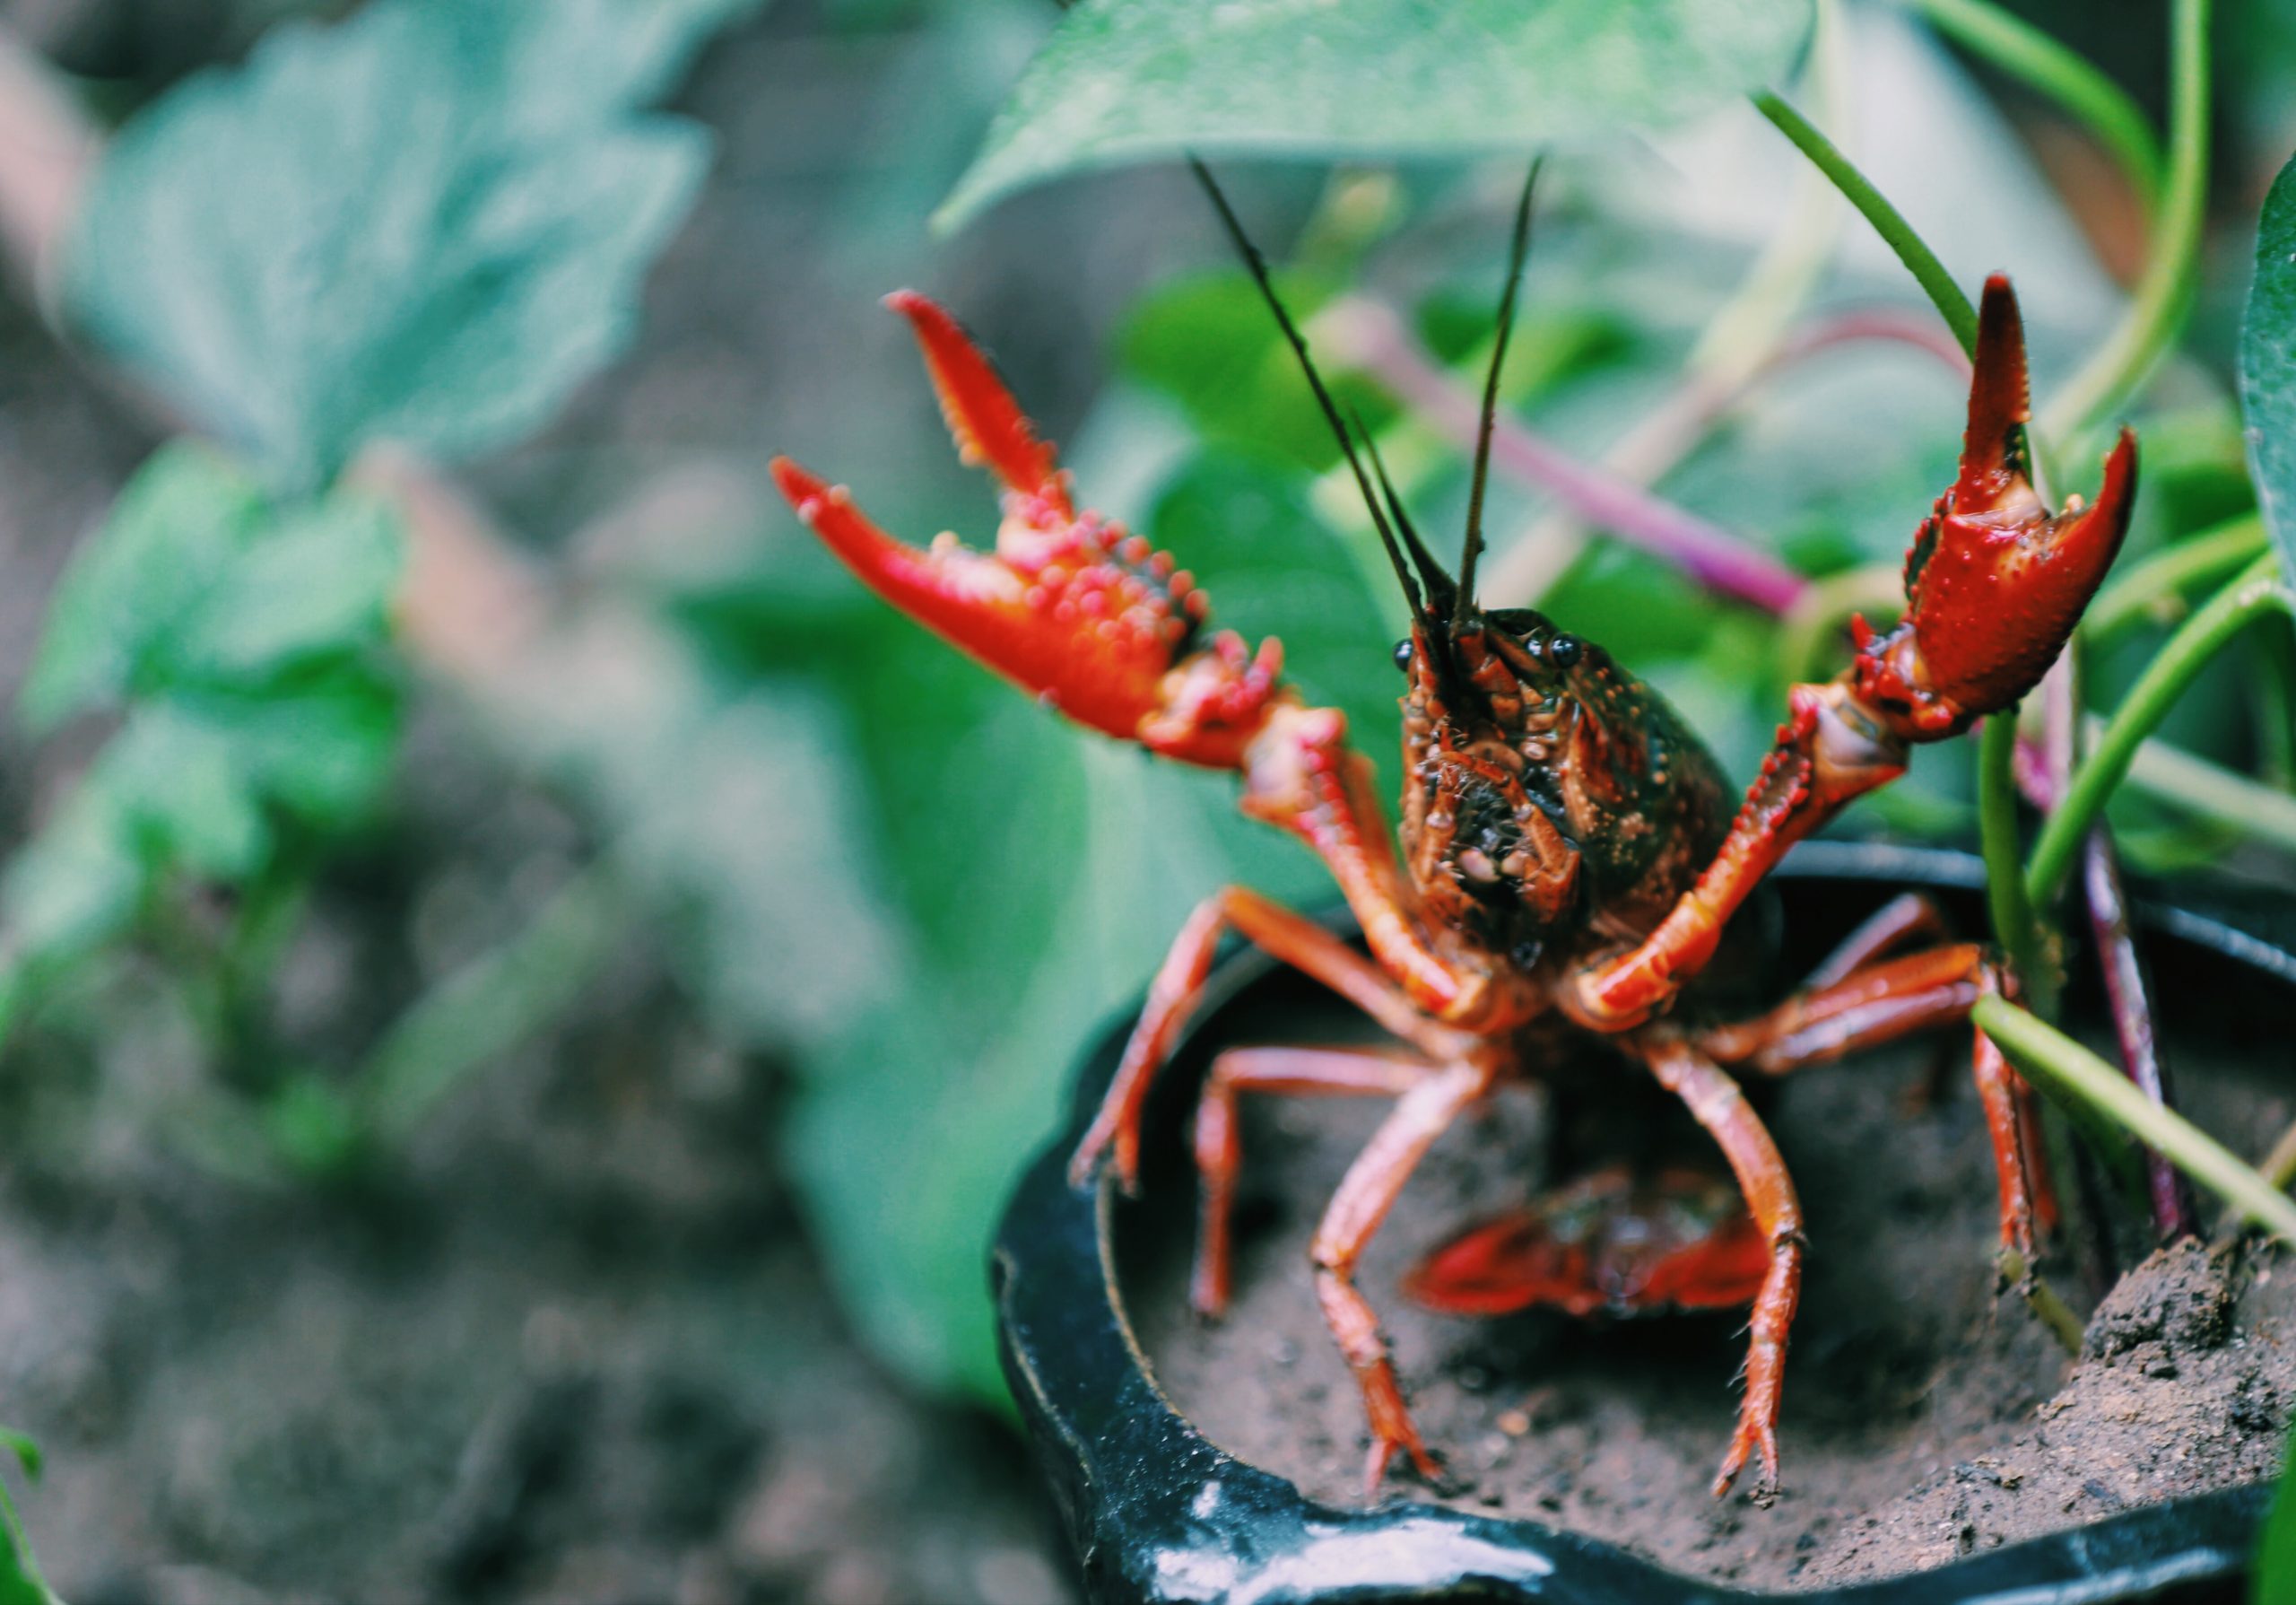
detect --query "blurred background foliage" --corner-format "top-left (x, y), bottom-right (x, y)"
top-left (0, 0), bottom-right (2285, 1594)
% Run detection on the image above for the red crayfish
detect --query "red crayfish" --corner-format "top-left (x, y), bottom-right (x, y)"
top-left (771, 170), bottom-right (2135, 1505)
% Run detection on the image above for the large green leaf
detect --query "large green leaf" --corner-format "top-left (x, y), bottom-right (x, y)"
top-left (937, 0), bottom-right (1813, 230)
top-left (2242, 152), bottom-right (2296, 579)
top-left (66, 0), bottom-right (745, 490)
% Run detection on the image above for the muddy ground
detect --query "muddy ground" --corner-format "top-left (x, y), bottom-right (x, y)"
top-left (1126, 946), bottom-right (2296, 1592)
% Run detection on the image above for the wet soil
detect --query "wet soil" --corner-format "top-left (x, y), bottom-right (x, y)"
top-left (1120, 949), bottom-right (2296, 1592)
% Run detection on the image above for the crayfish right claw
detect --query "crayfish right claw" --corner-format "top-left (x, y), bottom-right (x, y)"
top-left (1851, 275), bottom-right (2137, 741)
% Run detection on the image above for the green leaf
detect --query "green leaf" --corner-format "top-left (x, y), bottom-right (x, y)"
top-left (1148, 453), bottom-right (1402, 792)
top-left (2241, 152), bottom-right (2296, 580)
top-left (23, 445), bottom-right (267, 730)
top-left (404, 0), bottom-right (767, 140)
top-left (2258, 1443), bottom-right (2296, 1604)
top-left (1120, 271), bottom-right (1398, 471)
top-left (937, 0), bottom-right (1814, 231)
top-left (169, 488), bottom-right (404, 687)
top-left (67, 0), bottom-right (731, 489)
top-left (25, 442), bottom-right (404, 720)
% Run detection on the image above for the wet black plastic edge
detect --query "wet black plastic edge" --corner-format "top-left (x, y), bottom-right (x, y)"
top-left (994, 842), bottom-right (2288, 1604)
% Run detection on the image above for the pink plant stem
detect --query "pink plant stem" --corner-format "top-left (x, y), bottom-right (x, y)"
top-left (1321, 296), bottom-right (1810, 615)
top-left (1764, 308), bottom-right (1972, 379)
top-left (2081, 829), bottom-right (2201, 1241)
top-left (2017, 656), bottom-right (2192, 1244)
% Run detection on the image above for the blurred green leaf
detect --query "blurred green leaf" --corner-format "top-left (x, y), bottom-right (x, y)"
top-left (937, 0), bottom-right (1814, 230)
top-left (405, 0), bottom-right (767, 138)
top-left (1148, 452), bottom-right (1402, 789)
top-left (2241, 151), bottom-right (2296, 579)
top-left (67, 0), bottom-right (739, 489)
top-left (26, 447), bottom-right (401, 729)
top-left (9, 445), bottom-right (404, 978)
top-left (0, 1426), bottom-right (55, 1605)
top-left (1120, 271), bottom-right (1396, 470)
top-left (23, 445), bottom-right (265, 730)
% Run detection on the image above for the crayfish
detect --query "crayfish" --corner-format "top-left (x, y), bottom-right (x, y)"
top-left (771, 166), bottom-right (2135, 1505)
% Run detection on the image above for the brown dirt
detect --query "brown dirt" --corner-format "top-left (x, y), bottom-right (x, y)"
top-left (1118, 964), bottom-right (2296, 1593)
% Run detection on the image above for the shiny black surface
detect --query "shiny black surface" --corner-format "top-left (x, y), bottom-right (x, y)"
top-left (995, 843), bottom-right (2282, 1604)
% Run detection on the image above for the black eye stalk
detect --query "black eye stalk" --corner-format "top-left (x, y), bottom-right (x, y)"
top-left (1394, 639), bottom-right (1414, 673)
top-left (1547, 634), bottom-right (1582, 670)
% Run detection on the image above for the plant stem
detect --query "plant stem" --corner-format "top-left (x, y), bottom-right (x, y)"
top-left (1319, 296), bottom-right (1808, 613)
top-left (1752, 92), bottom-right (1979, 356)
top-left (2028, 553), bottom-right (2292, 905)
top-left (1974, 994), bottom-right (2296, 1243)
top-left (2259, 1119), bottom-right (2296, 1194)
top-left (2035, 0), bottom-right (2212, 443)
top-left (1996, 1244), bottom-right (2087, 1356)
top-left (1909, 0), bottom-right (2165, 218)
top-left (1979, 710), bottom-right (2057, 1014)
top-left (2081, 830), bottom-right (2199, 1240)
top-left (2105, 720), bottom-right (2296, 853)
top-left (2083, 512), bottom-right (2269, 649)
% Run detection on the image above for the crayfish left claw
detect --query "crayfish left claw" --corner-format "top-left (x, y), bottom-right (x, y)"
top-left (775, 292), bottom-right (1289, 772)
top-left (883, 290), bottom-right (1073, 521)
top-left (1852, 275), bottom-right (2137, 740)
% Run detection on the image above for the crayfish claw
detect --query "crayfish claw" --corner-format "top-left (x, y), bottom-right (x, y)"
top-left (1952, 274), bottom-right (2040, 519)
top-left (776, 292), bottom-right (1289, 772)
top-left (884, 289), bottom-right (1073, 519)
top-left (1853, 275), bottom-right (2137, 739)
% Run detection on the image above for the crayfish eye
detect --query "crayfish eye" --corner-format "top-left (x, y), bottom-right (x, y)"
top-left (1547, 633), bottom-right (1583, 670)
top-left (1393, 639), bottom-right (1413, 673)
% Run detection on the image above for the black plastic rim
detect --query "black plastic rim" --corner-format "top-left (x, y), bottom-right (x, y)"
top-left (993, 843), bottom-right (2287, 1604)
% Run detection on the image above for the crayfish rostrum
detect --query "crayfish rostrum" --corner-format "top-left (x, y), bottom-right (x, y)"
top-left (770, 174), bottom-right (2135, 1505)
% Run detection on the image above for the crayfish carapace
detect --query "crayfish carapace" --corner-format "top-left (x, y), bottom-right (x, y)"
top-left (771, 166), bottom-right (2135, 1505)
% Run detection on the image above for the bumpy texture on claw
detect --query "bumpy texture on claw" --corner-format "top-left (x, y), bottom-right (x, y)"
top-left (771, 292), bottom-right (1284, 770)
top-left (1851, 275), bottom-right (2137, 738)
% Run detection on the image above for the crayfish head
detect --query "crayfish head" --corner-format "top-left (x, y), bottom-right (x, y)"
top-left (1852, 275), bottom-right (2137, 740)
top-left (1396, 606), bottom-right (1733, 966)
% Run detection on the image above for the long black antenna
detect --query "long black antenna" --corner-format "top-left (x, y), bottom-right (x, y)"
top-left (1455, 157), bottom-right (1544, 634)
top-left (1354, 409), bottom-right (1455, 617)
top-left (1187, 157), bottom-right (1425, 619)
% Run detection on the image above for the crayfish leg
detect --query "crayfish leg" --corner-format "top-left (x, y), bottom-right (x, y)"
top-left (1069, 887), bottom-right (1467, 1193)
top-left (1309, 1055), bottom-right (1498, 1499)
top-left (1636, 1037), bottom-right (1804, 1505)
top-left (1693, 942), bottom-right (2046, 1255)
top-left (1191, 1046), bottom-right (1433, 1319)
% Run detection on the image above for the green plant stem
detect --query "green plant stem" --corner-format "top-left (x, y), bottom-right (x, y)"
top-left (1752, 91), bottom-right (1979, 356)
top-left (2083, 511), bottom-right (2269, 648)
top-left (1979, 709), bottom-right (2057, 1013)
top-left (2259, 1117), bottom-right (2296, 1194)
top-left (2028, 553), bottom-right (2292, 904)
top-left (353, 868), bottom-right (615, 1143)
top-left (1909, 0), bottom-right (2165, 217)
top-left (1995, 1243), bottom-right (2086, 1355)
top-left (1975, 994), bottom-right (2296, 1242)
top-left (2036, 0), bottom-right (2211, 442)
top-left (2104, 720), bottom-right (2296, 854)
